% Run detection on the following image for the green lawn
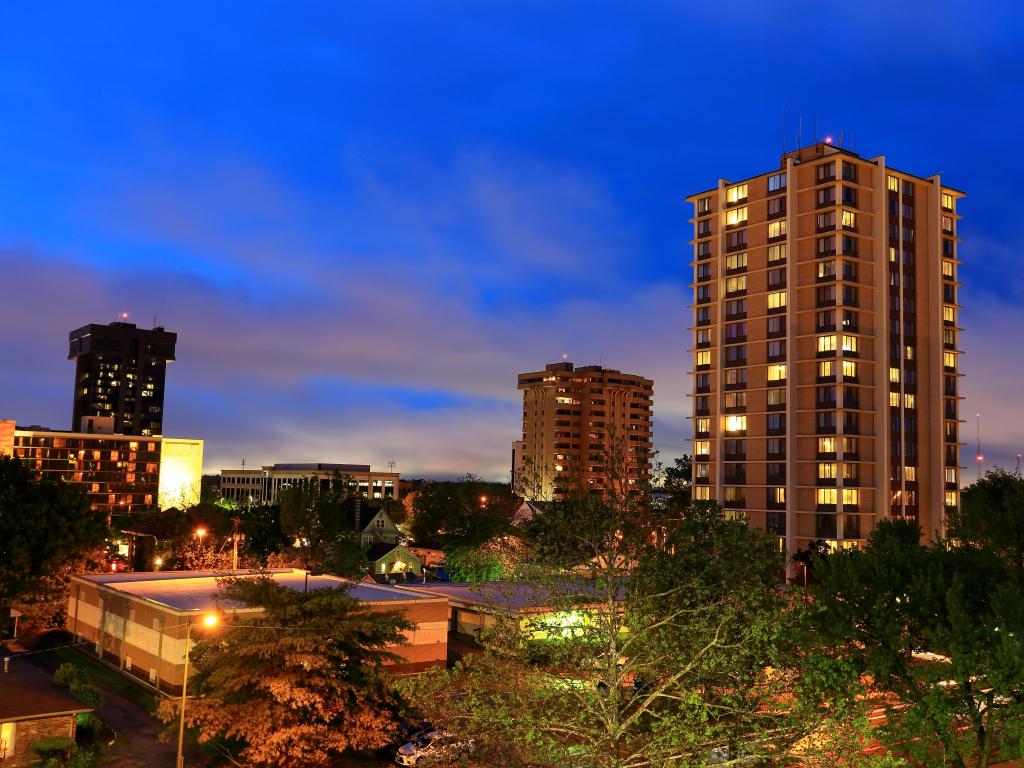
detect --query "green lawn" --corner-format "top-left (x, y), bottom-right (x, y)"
top-left (35, 635), bottom-right (158, 714)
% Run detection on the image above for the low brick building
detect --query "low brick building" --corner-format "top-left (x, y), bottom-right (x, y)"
top-left (0, 658), bottom-right (92, 768)
top-left (67, 569), bottom-right (449, 693)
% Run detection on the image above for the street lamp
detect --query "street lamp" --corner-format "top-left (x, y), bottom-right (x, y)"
top-left (176, 612), bottom-right (218, 768)
top-left (194, 527), bottom-right (207, 543)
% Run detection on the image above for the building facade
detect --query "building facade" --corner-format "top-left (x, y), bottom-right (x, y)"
top-left (515, 362), bottom-right (653, 501)
top-left (0, 420), bottom-right (203, 515)
top-left (69, 321), bottom-right (177, 436)
top-left (68, 569), bottom-right (449, 689)
top-left (219, 462), bottom-right (400, 505)
top-left (688, 142), bottom-right (962, 552)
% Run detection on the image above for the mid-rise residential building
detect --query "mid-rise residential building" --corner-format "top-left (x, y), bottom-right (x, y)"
top-left (0, 419), bottom-right (203, 515)
top-left (69, 321), bottom-right (177, 436)
top-left (687, 142), bottom-right (963, 552)
top-left (514, 362), bottom-right (653, 500)
top-left (218, 462), bottom-right (400, 505)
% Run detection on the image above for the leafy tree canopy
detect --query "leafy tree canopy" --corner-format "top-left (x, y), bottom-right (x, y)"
top-left (408, 475), bottom-right (514, 549)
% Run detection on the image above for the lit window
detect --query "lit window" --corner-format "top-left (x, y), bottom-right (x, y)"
top-left (842, 335), bottom-right (858, 354)
top-left (818, 260), bottom-right (835, 279)
top-left (941, 192), bottom-right (954, 210)
top-left (817, 488), bottom-right (837, 505)
top-left (944, 468), bottom-right (957, 484)
top-left (842, 360), bottom-right (857, 378)
top-left (841, 210), bottom-right (857, 228)
top-left (889, 246), bottom-right (897, 263)
top-left (768, 220), bottom-right (786, 239)
top-left (767, 364), bottom-right (787, 382)
top-left (818, 462), bottom-right (837, 479)
top-left (905, 466), bottom-right (917, 481)
top-left (726, 184), bottom-right (748, 204)
top-left (944, 351), bottom-right (956, 369)
top-left (890, 392), bottom-right (900, 407)
top-left (726, 207), bottom-right (748, 226)
top-left (694, 440), bottom-right (710, 455)
top-left (697, 197), bottom-right (712, 215)
top-left (767, 290), bottom-right (787, 310)
top-left (725, 415), bottom-right (747, 433)
top-left (817, 335), bottom-right (837, 353)
top-left (694, 486), bottom-right (711, 500)
top-left (887, 175), bottom-right (899, 192)
top-left (944, 306), bottom-right (956, 323)
top-left (726, 252), bottom-right (747, 270)
top-left (767, 388), bottom-right (785, 406)
top-left (842, 488), bottom-right (860, 506)
top-left (890, 367), bottom-right (901, 383)
top-left (724, 487), bottom-right (745, 502)
top-left (726, 276), bottom-right (747, 293)
top-left (904, 393), bottom-right (915, 409)
top-left (945, 491), bottom-right (958, 507)
top-left (943, 260), bottom-right (955, 278)
top-left (905, 346), bottom-right (914, 361)
top-left (768, 172), bottom-right (786, 192)
top-left (696, 417), bottom-right (710, 433)
top-left (942, 215), bottom-right (954, 233)
top-left (771, 486), bottom-right (786, 503)
top-left (696, 351), bottom-right (711, 367)
top-left (819, 360), bottom-right (834, 378)
top-left (767, 244), bottom-right (786, 262)
top-left (818, 437), bottom-right (836, 454)
top-left (695, 463), bottom-right (710, 478)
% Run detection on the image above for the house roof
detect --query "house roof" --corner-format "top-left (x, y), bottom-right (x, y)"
top-left (72, 568), bottom-right (440, 612)
top-left (340, 499), bottom-right (392, 532)
top-left (365, 542), bottom-right (419, 562)
top-left (0, 659), bottom-right (93, 722)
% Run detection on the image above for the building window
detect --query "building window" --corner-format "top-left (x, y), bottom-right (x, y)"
top-left (767, 220), bottom-right (786, 239)
top-left (818, 462), bottom-right (837, 480)
top-left (944, 467), bottom-right (957, 485)
top-left (767, 388), bottom-right (785, 407)
top-left (944, 351), bottom-right (956, 369)
top-left (816, 488), bottom-right (837, 506)
top-left (842, 488), bottom-right (860, 506)
top-left (694, 486), bottom-right (711, 500)
top-left (817, 187), bottom-right (835, 206)
top-left (818, 436), bottom-right (837, 454)
top-left (696, 351), bottom-right (711, 367)
top-left (726, 184), bottom-right (748, 204)
top-left (890, 391), bottom-right (900, 407)
top-left (841, 210), bottom-right (857, 229)
top-left (768, 172), bottom-right (786, 192)
top-left (767, 364), bottom-right (786, 382)
top-left (697, 240), bottom-right (713, 258)
top-left (842, 360), bottom-right (857, 379)
top-left (725, 322), bottom-right (746, 342)
top-left (941, 192), bottom-right (954, 211)
top-left (764, 290), bottom-right (786, 312)
top-left (904, 465), bottom-right (917, 482)
top-left (767, 197), bottom-right (786, 217)
top-left (697, 196), bottom-right (712, 214)
top-left (725, 367), bottom-right (746, 386)
top-left (726, 252), bottom-right (747, 271)
top-left (943, 260), bottom-right (955, 279)
top-left (767, 315), bottom-right (785, 336)
top-left (724, 415), bottom-right (747, 433)
top-left (770, 487), bottom-right (786, 504)
top-left (818, 260), bottom-right (835, 280)
top-left (816, 162), bottom-right (835, 182)
top-left (767, 340), bottom-right (785, 359)
top-left (726, 275), bottom-right (747, 294)
top-left (944, 305), bottom-right (956, 324)
top-left (904, 393), bottom-right (916, 409)
top-left (817, 335), bottom-right (837, 353)
top-left (726, 207), bottom-right (748, 227)
top-left (695, 418), bottom-right (710, 434)
top-left (816, 211), bottom-right (836, 230)
top-left (887, 175), bottom-right (899, 192)
top-left (726, 231), bottom-right (747, 250)
top-left (767, 244), bottom-right (786, 262)
top-left (724, 391), bottom-right (747, 409)
top-left (693, 440), bottom-right (710, 456)
top-left (724, 486), bottom-right (746, 503)
top-left (817, 235), bottom-right (836, 255)
top-left (841, 335), bottom-right (858, 354)
top-left (818, 360), bottom-right (834, 379)
top-left (841, 161), bottom-right (858, 182)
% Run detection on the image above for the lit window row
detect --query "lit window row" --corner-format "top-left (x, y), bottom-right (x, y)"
top-left (818, 360), bottom-right (858, 378)
top-left (889, 392), bottom-right (916, 408)
top-left (726, 184), bottom-right (748, 204)
top-left (816, 488), bottom-right (861, 505)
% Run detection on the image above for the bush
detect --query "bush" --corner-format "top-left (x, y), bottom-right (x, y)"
top-left (54, 663), bottom-right (103, 708)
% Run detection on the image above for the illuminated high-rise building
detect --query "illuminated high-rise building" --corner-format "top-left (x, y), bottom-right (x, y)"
top-left (515, 362), bottom-right (653, 500)
top-left (69, 321), bottom-right (177, 436)
top-left (687, 142), bottom-right (962, 551)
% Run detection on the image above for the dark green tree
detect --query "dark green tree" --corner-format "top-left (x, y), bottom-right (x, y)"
top-left (0, 457), bottom-right (107, 621)
top-left (662, 454), bottom-right (692, 510)
top-left (808, 518), bottom-right (1024, 768)
top-left (951, 467), bottom-right (1024, 580)
top-left (408, 475), bottom-right (513, 548)
top-left (157, 576), bottom-right (410, 768)
top-left (277, 473), bottom-right (352, 568)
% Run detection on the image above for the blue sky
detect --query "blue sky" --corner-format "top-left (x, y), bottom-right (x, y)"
top-left (0, 2), bottom-right (1021, 479)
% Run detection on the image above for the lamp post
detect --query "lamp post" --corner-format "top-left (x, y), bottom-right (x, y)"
top-left (176, 613), bottom-right (218, 768)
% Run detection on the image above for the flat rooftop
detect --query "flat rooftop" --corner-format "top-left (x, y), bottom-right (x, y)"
top-left (74, 569), bottom-right (440, 612)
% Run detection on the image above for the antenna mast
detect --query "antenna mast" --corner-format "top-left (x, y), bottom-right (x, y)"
top-left (976, 414), bottom-right (983, 481)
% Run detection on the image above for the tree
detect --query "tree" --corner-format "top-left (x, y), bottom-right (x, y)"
top-left (277, 473), bottom-right (353, 568)
top-left (0, 457), bottom-right (107, 621)
top-left (157, 576), bottom-right (411, 768)
top-left (408, 476), bottom-right (514, 548)
top-left (54, 663), bottom-right (104, 709)
top-left (808, 519), bottom-right (1024, 768)
top-left (951, 467), bottom-right (1024, 581)
top-left (404, 488), bottom-right (828, 767)
top-left (662, 454), bottom-right (692, 511)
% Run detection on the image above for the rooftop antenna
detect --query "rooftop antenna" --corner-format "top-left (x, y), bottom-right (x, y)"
top-left (386, 460), bottom-right (395, 472)
top-left (797, 117), bottom-right (803, 149)
top-left (241, 458), bottom-right (246, 470)
top-left (976, 413), bottom-right (983, 481)
top-left (1016, 452), bottom-right (1021, 475)
top-left (153, 314), bottom-right (158, 329)
top-left (839, 129), bottom-right (844, 148)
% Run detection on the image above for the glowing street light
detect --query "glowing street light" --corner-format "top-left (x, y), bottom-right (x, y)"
top-left (176, 612), bottom-right (218, 768)
top-left (194, 528), bottom-right (207, 544)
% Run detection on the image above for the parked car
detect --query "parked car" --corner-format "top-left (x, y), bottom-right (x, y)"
top-left (395, 729), bottom-right (473, 766)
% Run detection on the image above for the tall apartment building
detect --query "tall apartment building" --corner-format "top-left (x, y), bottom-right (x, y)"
top-left (219, 463), bottom-right (400, 505)
top-left (515, 362), bottom-right (653, 500)
top-left (688, 142), bottom-right (962, 552)
top-left (69, 321), bottom-right (177, 436)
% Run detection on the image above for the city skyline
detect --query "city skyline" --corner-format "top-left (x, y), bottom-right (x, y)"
top-left (1, 4), bottom-right (1021, 479)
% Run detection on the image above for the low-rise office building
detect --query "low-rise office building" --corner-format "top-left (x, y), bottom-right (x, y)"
top-left (219, 462), bottom-right (399, 505)
top-left (67, 569), bottom-right (448, 691)
top-left (0, 419), bottom-right (203, 515)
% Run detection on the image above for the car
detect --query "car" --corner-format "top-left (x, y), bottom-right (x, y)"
top-left (394, 729), bottom-right (473, 766)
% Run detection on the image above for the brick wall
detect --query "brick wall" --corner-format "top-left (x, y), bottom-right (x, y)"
top-left (2, 715), bottom-right (76, 768)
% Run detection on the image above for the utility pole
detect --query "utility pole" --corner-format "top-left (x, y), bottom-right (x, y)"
top-left (231, 517), bottom-right (241, 570)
